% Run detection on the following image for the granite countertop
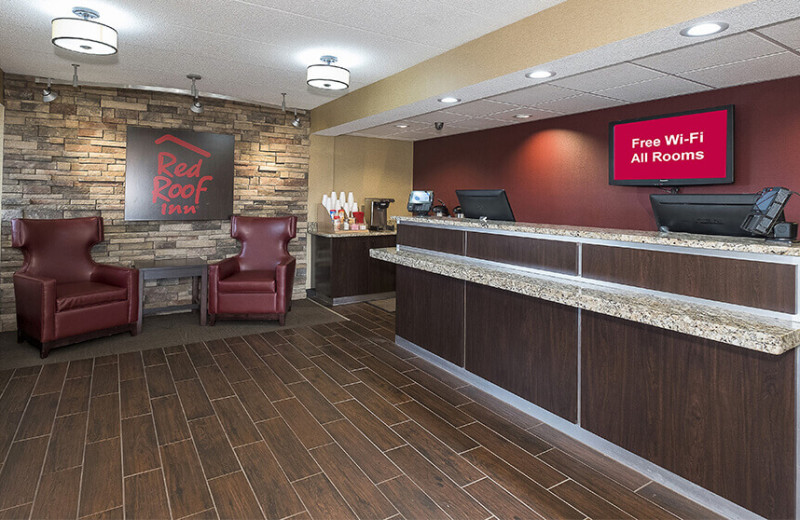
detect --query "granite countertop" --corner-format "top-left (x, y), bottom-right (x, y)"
top-left (309, 229), bottom-right (397, 238)
top-left (371, 247), bottom-right (800, 355)
top-left (396, 216), bottom-right (800, 256)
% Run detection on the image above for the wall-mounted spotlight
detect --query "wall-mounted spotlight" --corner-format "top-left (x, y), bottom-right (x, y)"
top-left (187, 74), bottom-right (203, 114)
top-left (42, 78), bottom-right (58, 102)
top-left (434, 122), bottom-right (444, 131)
top-left (292, 109), bottom-right (301, 128)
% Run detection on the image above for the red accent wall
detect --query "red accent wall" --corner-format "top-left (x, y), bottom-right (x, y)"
top-left (413, 76), bottom-right (800, 230)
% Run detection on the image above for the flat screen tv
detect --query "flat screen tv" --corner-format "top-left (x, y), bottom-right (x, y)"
top-left (650, 193), bottom-right (761, 237)
top-left (456, 189), bottom-right (515, 222)
top-left (610, 105), bottom-right (734, 186)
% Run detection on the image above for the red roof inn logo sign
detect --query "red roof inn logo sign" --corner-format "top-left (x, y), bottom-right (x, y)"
top-left (125, 127), bottom-right (234, 220)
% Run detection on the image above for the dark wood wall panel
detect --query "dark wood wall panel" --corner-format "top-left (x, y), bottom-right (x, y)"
top-left (582, 245), bottom-right (796, 313)
top-left (312, 235), bottom-right (396, 300)
top-left (466, 232), bottom-right (577, 274)
top-left (581, 311), bottom-right (795, 520)
top-left (465, 283), bottom-right (578, 422)
top-left (397, 224), bottom-right (464, 255)
top-left (396, 266), bottom-right (465, 365)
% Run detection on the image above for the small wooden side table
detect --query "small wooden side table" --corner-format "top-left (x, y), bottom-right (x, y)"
top-left (134, 258), bottom-right (207, 334)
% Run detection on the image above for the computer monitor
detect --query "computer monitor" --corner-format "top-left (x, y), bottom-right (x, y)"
top-left (456, 189), bottom-right (515, 222)
top-left (650, 193), bottom-right (761, 237)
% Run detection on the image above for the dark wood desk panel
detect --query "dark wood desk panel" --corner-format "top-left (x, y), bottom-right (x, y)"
top-left (466, 232), bottom-right (578, 274)
top-left (581, 311), bottom-right (795, 520)
top-left (465, 283), bottom-right (578, 421)
top-left (397, 224), bottom-right (464, 255)
top-left (312, 234), bottom-right (396, 305)
top-left (396, 266), bottom-right (464, 366)
top-left (582, 244), bottom-right (796, 313)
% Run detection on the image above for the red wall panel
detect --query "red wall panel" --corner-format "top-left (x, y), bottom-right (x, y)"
top-left (413, 76), bottom-right (800, 230)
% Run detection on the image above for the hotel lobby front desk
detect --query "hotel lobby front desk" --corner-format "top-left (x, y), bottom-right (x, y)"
top-left (372, 216), bottom-right (800, 520)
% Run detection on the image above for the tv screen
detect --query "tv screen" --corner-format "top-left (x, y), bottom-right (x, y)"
top-left (610, 105), bottom-right (734, 186)
top-left (650, 193), bottom-right (760, 237)
top-left (456, 189), bottom-right (515, 222)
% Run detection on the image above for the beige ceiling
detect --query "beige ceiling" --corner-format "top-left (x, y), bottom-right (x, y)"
top-left (314, 0), bottom-right (800, 141)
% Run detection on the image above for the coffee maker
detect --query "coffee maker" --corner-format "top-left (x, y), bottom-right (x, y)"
top-left (365, 198), bottom-right (395, 231)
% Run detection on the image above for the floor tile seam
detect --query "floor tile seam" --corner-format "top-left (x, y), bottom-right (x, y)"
top-left (77, 504), bottom-right (122, 519)
top-left (537, 447), bottom-right (678, 519)
top-left (313, 424), bottom-right (405, 489)
top-left (391, 420), bottom-right (490, 489)
top-left (0, 369), bottom-right (60, 512)
top-left (0, 501), bottom-right (33, 515)
top-left (290, 457), bottom-right (368, 520)
top-left (533, 442), bottom-right (646, 494)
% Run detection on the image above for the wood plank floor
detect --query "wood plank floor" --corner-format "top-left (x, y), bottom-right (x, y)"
top-left (0, 302), bottom-right (723, 520)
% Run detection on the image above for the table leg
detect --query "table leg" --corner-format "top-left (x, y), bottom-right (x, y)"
top-left (137, 270), bottom-right (144, 334)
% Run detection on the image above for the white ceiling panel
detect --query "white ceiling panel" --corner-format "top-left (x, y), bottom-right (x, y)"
top-left (488, 84), bottom-right (580, 107)
top-left (549, 63), bottom-right (664, 92)
top-left (678, 51), bottom-right (800, 88)
top-left (757, 18), bottom-right (800, 50)
top-left (633, 31), bottom-right (787, 74)
top-left (595, 75), bottom-right (711, 103)
top-left (442, 99), bottom-right (520, 117)
top-left (408, 110), bottom-right (470, 124)
top-left (533, 93), bottom-right (628, 114)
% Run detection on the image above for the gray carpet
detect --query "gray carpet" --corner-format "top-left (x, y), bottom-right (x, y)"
top-left (0, 298), bottom-right (346, 370)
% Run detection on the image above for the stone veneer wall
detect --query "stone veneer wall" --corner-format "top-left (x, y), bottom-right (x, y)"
top-left (0, 74), bottom-right (308, 332)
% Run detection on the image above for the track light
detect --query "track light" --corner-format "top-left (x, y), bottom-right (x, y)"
top-left (187, 74), bottom-right (203, 114)
top-left (42, 78), bottom-right (57, 102)
top-left (292, 109), bottom-right (301, 128)
top-left (281, 92), bottom-right (287, 113)
top-left (72, 64), bottom-right (79, 88)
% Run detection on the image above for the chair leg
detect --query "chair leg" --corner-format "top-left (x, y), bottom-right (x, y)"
top-left (40, 343), bottom-right (52, 359)
top-left (130, 323), bottom-right (139, 336)
top-left (209, 314), bottom-right (216, 326)
top-left (278, 314), bottom-right (286, 326)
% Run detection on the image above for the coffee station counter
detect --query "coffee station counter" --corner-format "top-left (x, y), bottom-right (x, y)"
top-left (308, 221), bottom-right (396, 306)
top-left (371, 216), bottom-right (800, 520)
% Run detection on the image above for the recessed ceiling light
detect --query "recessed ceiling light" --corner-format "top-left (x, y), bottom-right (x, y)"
top-left (680, 22), bottom-right (729, 37)
top-left (395, 124), bottom-right (409, 128)
top-left (514, 114), bottom-right (531, 119)
top-left (526, 70), bottom-right (555, 79)
top-left (438, 97), bottom-right (460, 103)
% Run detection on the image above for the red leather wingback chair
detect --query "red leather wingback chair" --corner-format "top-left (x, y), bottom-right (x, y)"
top-left (12, 217), bottom-right (139, 358)
top-left (208, 215), bottom-right (297, 326)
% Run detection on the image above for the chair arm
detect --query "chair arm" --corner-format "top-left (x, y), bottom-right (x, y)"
top-left (92, 264), bottom-right (140, 324)
top-left (13, 272), bottom-right (57, 342)
top-left (276, 257), bottom-right (296, 314)
top-left (208, 257), bottom-right (239, 283)
top-left (208, 257), bottom-right (239, 314)
top-left (92, 264), bottom-right (137, 288)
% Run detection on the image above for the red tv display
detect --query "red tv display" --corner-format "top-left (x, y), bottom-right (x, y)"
top-left (609, 105), bottom-right (734, 186)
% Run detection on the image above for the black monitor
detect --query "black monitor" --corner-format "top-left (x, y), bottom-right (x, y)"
top-left (456, 189), bottom-right (515, 222)
top-left (650, 193), bottom-right (761, 237)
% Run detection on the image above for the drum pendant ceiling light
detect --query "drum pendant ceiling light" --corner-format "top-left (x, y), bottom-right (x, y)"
top-left (52, 7), bottom-right (118, 56)
top-left (307, 55), bottom-right (349, 90)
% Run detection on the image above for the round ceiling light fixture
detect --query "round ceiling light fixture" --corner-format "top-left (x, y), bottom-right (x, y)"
top-left (526, 70), bottom-right (555, 79)
top-left (395, 124), bottom-right (409, 128)
top-left (514, 114), bottom-right (531, 119)
top-left (52, 7), bottom-right (118, 55)
top-left (438, 97), bottom-right (460, 103)
top-left (680, 22), bottom-right (729, 37)
top-left (307, 55), bottom-right (350, 90)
